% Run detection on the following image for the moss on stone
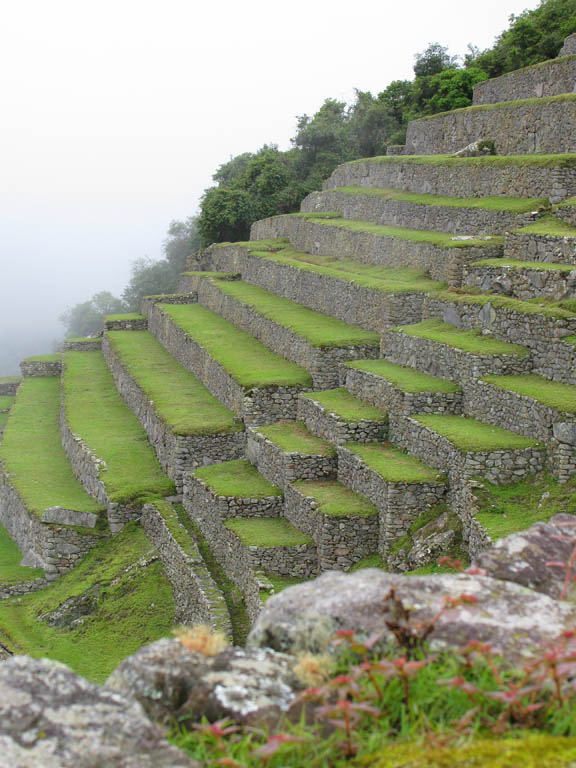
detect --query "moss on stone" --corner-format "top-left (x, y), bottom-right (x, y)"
top-left (225, 517), bottom-right (314, 547)
top-left (345, 359), bottom-right (461, 393)
top-left (257, 421), bottom-right (336, 456)
top-left (301, 388), bottom-right (387, 422)
top-left (193, 459), bottom-right (283, 499)
top-left (393, 318), bottom-right (529, 357)
top-left (293, 479), bottom-right (378, 517)
top-left (414, 414), bottom-right (538, 451)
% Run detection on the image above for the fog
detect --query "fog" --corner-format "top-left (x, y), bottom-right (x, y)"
top-left (0, 0), bottom-right (538, 375)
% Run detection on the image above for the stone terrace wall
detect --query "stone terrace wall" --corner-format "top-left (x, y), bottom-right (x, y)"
top-left (297, 394), bottom-right (389, 445)
top-left (556, 204), bottom-right (576, 227)
top-left (102, 336), bottom-right (245, 492)
top-left (187, 474), bottom-right (283, 520)
top-left (560, 34), bottom-right (576, 57)
top-left (20, 360), bottom-right (61, 377)
top-left (0, 576), bottom-right (47, 599)
top-left (472, 56), bottom-right (576, 106)
top-left (252, 215), bottom-right (503, 287)
top-left (247, 543), bottom-right (318, 579)
top-left (448, 481), bottom-right (491, 556)
top-left (139, 294), bottom-right (199, 317)
top-left (196, 277), bottom-right (380, 389)
top-left (104, 317), bottom-right (148, 331)
top-left (463, 263), bottom-right (576, 301)
top-left (62, 340), bottom-right (102, 351)
top-left (324, 159), bottom-right (576, 204)
top-left (0, 469), bottom-right (101, 580)
top-left (193, 245), bottom-right (424, 333)
top-left (405, 98), bottom-right (576, 156)
top-left (301, 189), bottom-right (537, 235)
top-left (504, 231), bottom-right (576, 265)
top-left (0, 380), bottom-right (20, 396)
top-left (141, 503), bottom-right (228, 630)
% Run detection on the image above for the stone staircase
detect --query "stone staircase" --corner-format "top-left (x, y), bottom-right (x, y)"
top-left (2, 34), bottom-right (576, 630)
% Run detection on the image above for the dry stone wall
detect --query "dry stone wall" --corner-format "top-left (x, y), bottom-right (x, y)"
top-left (62, 340), bottom-right (102, 351)
top-left (559, 34), bottom-right (576, 57)
top-left (556, 204), bottom-right (576, 227)
top-left (184, 474), bottom-right (283, 520)
top-left (504, 231), bottom-right (576, 265)
top-left (20, 360), bottom-right (61, 377)
top-left (472, 55), bottom-right (576, 106)
top-left (297, 394), bottom-right (388, 445)
top-left (463, 263), bottom-right (576, 301)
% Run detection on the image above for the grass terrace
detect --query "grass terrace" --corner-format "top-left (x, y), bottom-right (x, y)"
top-left (345, 360), bottom-right (461, 393)
top-left (193, 459), bottom-right (283, 499)
top-left (208, 278), bottom-right (380, 348)
top-left (0, 377), bottom-right (20, 386)
top-left (513, 216), bottom-right (576, 237)
top-left (344, 443), bottom-right (443, 483)
top-left (412, 92), bottom-right (576, 121)
top-left (61, 351), bottom-right (175, 504)
top-left (226, 239), bottom-right (445, 294)
top-left (346, 153), bottom-right (576, 169)
top-left (22, 354), bottom-right (61, 363)
top-left (0, 378), bottom-right (106, 523)
top-left (301, 388), bottom-right (387, 422)
top-left (225, 517), bottom-right (314, 547)
top-left (301, 213), bottom-right (504, 249)
top-left (0, 396), bottom-right (14, 412)
top-left (0, 413), bottom-right (9, 431)
top-left (257, 421), bottom-right (336, 456)
top-left (158, 303), bottom-right (312, 389)
top-left (472, 257), bottom-right (576, 271)
top-left (65, 337), bottom-right (101, 344)
top-left (331, 186), bottom-right (548, 213)
top-left (414, 414), bottom-right (538, 451)
top-left (104, 313), bottom-right (146, 323)
top-left (106, 331), bottom-right (242, 436)
top-left (432, 288), bottom-right (576, 319)
top-left (293, 479), bottom-right (378, 517)
top-left (393, 318), bottom-right (529, 357)
top-left (482, 374), bottom-right (576, 415)
top-left (0, 522), bottom-right (44, 584)
top-left (558, 196), bottom-right (576, 208)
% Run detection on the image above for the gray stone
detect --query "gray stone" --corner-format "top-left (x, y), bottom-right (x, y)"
top-left (554, 422), bottom-right (576, 446)
top-left (39, 585), bottom-right (100, 628)
top-left (41, 507), bottom-right (98, 529)
top-left (0, 656), bottom-right (198, 767)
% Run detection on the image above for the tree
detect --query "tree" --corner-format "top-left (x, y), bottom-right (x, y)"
top-left (420, 67), bottom-right (488, 115)
top-left (413, 43), bottom-right (459, 78)
top-left (59, 291), bottom-right (126, 337)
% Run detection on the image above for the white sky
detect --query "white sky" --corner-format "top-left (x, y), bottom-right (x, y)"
top-left (0, 0), bottom-right (542, 373)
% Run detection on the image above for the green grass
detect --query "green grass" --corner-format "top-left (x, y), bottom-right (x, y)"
top-left (65, 337), bottom-right (101, 343)
top-left (332, 186), bottom-right (548, 213)
top-left (301, 388), bottom-right (387, 422)
top-left (225, 517), bottom-right (314, 547)
top-left (432, 288), bottom-right (576, 320)
top-left (514, 216), bottom-right (576, 237)
top-left (0, 377), bottom-right (20, 386)
top-left (472, 258), bottom-right (576, 272)
top-left (0, 378), bottom-right (105, 519)
top-left (302, 214), bottom-right (504, 249)
top-left (158, 303), bottom-right (312, 389)
top-left (349, 553), bottom-right (387, 571)
top-left (209, 278), bottom-right (379, 348)
top-left (193, 459), bottom-right (283, 498)
top-left (257, 421), bottom-right (336, 456)
top-left (474, 473), bottom-right (576, 540)
top-left (0, 412), bottom-right (8, 430)
top-left (104, 312), bottom-right (146, 322)
top-left (0, 524), bottom-right (175, 682)
top-left (558, 196), bottom-right (576, 208)
top-left (106, 331), bottom-right (242, 436)
top-left (22, 354), bottom-right (60, 363)
top-left (62, 351), bottom-right (175, 504)
top-left (293, 479), bottom-right (378, 517)
top-left (414, 414), bottom-right (538, 451)
top-left (347, 153), bottom-right (576, 169)
top-left (262, 573), bottom-right (307, 595)
top-left (345, 443), bottom-right (444, 483)
top-left (394, 318), bottom-right (529, 357)
top-left (345, 359), bottom-right (461, 394)
top-left (0, 395), bottom-right (14, 411)
top-left (0, 522), bottom-right (44, 584)
top-left (482, 374), bottom-right (576, 414)
top-left (413, 92), bottom-right (576, 120)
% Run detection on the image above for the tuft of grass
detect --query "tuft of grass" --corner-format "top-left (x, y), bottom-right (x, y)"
top-left (345, 359), bottom-right (460, 394)
top-left (345, 443), bottom-right (444, 483)
top-left (62, 350), bottom-right (175, 504)
top-left (301, 213), bottom-right (504, 249)
top-left (472, 258), bottom-right (576, 272)
top-left (474, 473), bottom-right (576, 541)
top-left (412, 92), bottom-right (576, 121)
top-left (394, 318), bottom-right (529, 357)
top-left (301, 388), bottom-right (387, 422)
top-left (482, 374), bottom-right (576, 415)
top-left (414, 414), bottom-right (538, 452)
top-left (0, 378), bottom-right (106, 519)
top-left (257, 421), bottom-right (336, 456)
top-left (209, 278), bottom-right (380, 348)
top-left (513, 216), bottom-right (576, 238)
top-left (193, 459), bottom-right (283, 499)
top-left (293, 479), bottom-right (378, 517)
top-left (346, 153), bottom-right (576, 169)
top-left (331, 186), bottom-right (548, 213)
top-left (106, 331), bottom-right (242, 436)
top-left (158, 303), bottom-right (312, 389)
top-left (0, 522), bottom-right (44, 584)
top-left (225, 517), bottom-right (314, 547)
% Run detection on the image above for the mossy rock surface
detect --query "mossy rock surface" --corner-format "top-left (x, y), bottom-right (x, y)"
top-left (193, 459), bottom-right (282, 499)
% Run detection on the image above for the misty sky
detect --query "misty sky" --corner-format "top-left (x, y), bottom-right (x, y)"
top-left (0, 0), bottom-right (541, 374)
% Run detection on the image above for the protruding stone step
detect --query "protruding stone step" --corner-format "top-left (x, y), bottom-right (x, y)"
top-left (145, 301), bottom-right (313, 425)
top-left (251, 213), bottom-right (503, 286)
top-left (62, 337), bottom-right (102, 351)
top-left (382, 319), bottom-right (531, 382)
top-left (337, 442), bottom-right (447, 553)
top-left (323, 155), bottom-right (576, 205)
top-left (389, 413), bottom-right (545, 484)
top-left (247, 422), bottom-right (337, 491)
top-left (405, 95), bottom-right (576, 156)
top-left (505, 217), bottom-right (576, 265)
top-left (192, 239), bottom-right (433, 333)
top-left (284, 480), bottom-right (378, 571)
top-left (463, 259), bottom-right (576, 301)
top-left (301, 186), bottom-right (544, 235)
top-left (20, 355), bottom-right (61, 378)
top-left (103, 330), bottom-right (245, 491)
top-left (297, 388), bottom-right (388, 445)
top-left (341, 359), bottom-right (463, 415)
top-left (195, 274), bottom-right (380, 388)
top-left (465, 374), bottom-right (576, 482)
top-left (104, 313), bottom-right (148, 331)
